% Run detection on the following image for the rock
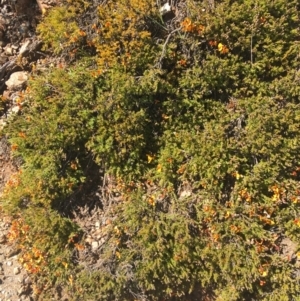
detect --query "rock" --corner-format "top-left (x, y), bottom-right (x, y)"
top-left (179, 190), bottom-right (191, 199)
top-left (6, 261), bottom-right (12, 266)
top-left (91, 241), bottom-right (98, 250)
top-left (85, 236), bottom-right (93, 244)
top-left (5, 72), bottom-right (28, 91)
top-left (11, 106), bottom-right (20, 114)
top-left (19, 40), bottom-right (31, 55)
top-left (13, 267), bottom-right (20, 275)
top-left (4, 45), bottom-right (13, 56)
top-left (22, 276), bottom-right (31, 285)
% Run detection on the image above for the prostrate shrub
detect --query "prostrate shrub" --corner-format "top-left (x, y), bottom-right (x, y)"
top-left (1, 0), bottom-right (299, 300)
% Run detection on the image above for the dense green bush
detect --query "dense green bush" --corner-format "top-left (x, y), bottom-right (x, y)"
top-left (1, 0), bottom-right (300, 300)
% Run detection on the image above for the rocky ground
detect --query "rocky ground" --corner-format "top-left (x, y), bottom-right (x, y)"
top-left (0, 135), bottom-right (33, 301)
top-left (0, 1), bottom-right (55, 300)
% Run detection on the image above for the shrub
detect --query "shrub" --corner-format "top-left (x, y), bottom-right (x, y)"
top-left (1, 0), bottom-right (300, 300)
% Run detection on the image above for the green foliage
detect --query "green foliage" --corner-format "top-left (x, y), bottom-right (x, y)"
top-left (1, 0), bottom-right (300, 300)
top-left (37, 6), bottom-right (79, 54)
top-left (3, 60), bottom-right (100, 210)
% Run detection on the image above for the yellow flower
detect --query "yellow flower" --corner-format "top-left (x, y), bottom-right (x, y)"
top-left (218, 43), bottom-right (229, 54)
top-left (147, 154), bottom-right (154, 163)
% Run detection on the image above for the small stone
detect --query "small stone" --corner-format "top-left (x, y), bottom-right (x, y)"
top-left (6, 261), bottom-right (12, 266)
top-left (91, 241), bottom-right (98, 250)
top-left (95, 221), bottom-right (100, 228)
top-left (13, 267), bottom-right (20, 275)
top-left (11, 106), bottom-right (20, 114)
top-left (99, 237), bottom-right (106, 245)
top-left (23, 276), bottom-right (31, 285)
top-left (5, 72), bottom-right (28, 91)
top-left (19, 40), bottom-right (30, 55)
top-left (179, 190), bottom-right (191, 199)
top-left (85, 236), bottom-right (93, 244)
top-left (4, 45), bottom-right (13, 56)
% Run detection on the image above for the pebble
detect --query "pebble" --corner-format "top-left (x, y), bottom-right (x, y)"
top-left (4, 45), bottom-right (12, 55)
top-left (85, 236), bottom-right (93, 244)
top-left (22, 276), bottom-right (31, 285)
top-left (11, 105), bottom-right (20, 114)
top-left (6, 261), bottom-right (12, 267)
top-left (5, 71), bottom-right (28, 91)
top-left (13, 267), bottom-right (20, 275)
top-left (19, 40), bottom-right (30, 54)
top-left (91, 241), bottom-right (98, 250)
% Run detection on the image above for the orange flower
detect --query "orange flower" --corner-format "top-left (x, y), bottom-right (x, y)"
top-left (178, 59), bottom-right (187, 67)
top-left (293, 219), bottom-right (300, 227)
top-left (239, 188), bottom-right (251, 202)
top-left (197, 25), bottom-right (205, 34)
top-left (11, 144), bottom-right (18, 151)
top-left (208, 40), bottom-right (217, 47)
top-left (78, 29), bottom-right (86, 37)
top-left (177, 164), bottom-right (186, 174)
top-left (229, 224), bottom-right (240, 233)
top-left (260, 280), bottom-right (266, 286)
top-left (87, 39), bottom-right (95, 47)
top-left (259, 16), bottom-right (266, 24)
top-left (181, 18), bottom-right (197, 32)
top-left (70, 161), bottom-right (78, 170)
top-left (148, 196), bottom-right (156, 206)
top-left (218, 43), bottom-right (229, 54)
